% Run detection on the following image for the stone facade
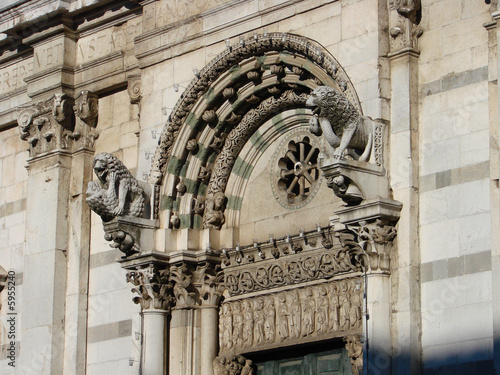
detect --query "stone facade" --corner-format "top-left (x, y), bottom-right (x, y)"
top-left (0, 0), bottom-right (498, 375)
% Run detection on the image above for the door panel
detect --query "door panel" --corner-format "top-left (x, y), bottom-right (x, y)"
top-left (255, 348), bottom-right (352, 375)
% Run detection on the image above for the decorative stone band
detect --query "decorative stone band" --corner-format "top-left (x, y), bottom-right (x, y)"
top-left (219, 277), bottom-right (363, 354)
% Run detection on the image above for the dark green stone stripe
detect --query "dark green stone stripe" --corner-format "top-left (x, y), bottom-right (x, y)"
top-left (232, 157), bottom-right (254, 179)
top-left (167, 156), bottom-right (188, 177)
top-left (185, 112), bottom-right (198, 129)
top-left (226, 195), bottom-right (243, 211)
top-left (180, 214), bottom-right (191, 229)
top-left (250, 130), bottom-right (269, 152)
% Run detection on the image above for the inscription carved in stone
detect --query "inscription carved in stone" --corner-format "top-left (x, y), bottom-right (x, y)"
top-left (219, 279), bottom-right (362, 352)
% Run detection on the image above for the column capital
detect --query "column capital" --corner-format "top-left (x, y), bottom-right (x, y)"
top-left (170, 261), bottom-right (223, 308)
top-left (387, 0), bottom-right (423, 56)
top-left (127, 264), bottom-right (174, 312)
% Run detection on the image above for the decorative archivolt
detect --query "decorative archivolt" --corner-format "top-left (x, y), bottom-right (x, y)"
top-left (148, 33), bottom-right (362, 228)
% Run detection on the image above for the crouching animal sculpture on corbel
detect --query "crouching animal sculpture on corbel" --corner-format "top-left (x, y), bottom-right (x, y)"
top-left (306, 85), bottom-right (382, 164)
top-left (306, 86), bottom-right (388, 204)
top-left (86, 152), bottom-right (147, 257)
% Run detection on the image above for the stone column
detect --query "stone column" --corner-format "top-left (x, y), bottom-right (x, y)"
top-left (387, 1), bottom-right (423, 373)
top-left (127, 265), bottom-right (173, 375)
top-left (199, 268), bottom-right (223, 375)
top-left (168, 262), bottom-right (221, 375)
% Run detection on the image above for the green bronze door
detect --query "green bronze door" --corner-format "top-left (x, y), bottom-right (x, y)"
top-left (255, 348), bottom-right (353, 375)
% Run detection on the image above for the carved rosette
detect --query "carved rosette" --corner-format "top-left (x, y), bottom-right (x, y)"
top-left (219, 279), bottom-right (363, 353)
top-left (213, 354), bottom-right (254, 375)
top-left (17, 93), bottom-right (76, 157)
top-left (169, 262), bottom-right (223, 308)
top-left (127, 265), bottom-right (174, 311)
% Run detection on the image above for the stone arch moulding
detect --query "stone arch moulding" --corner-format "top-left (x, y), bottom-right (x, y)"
top-left (148, 33), bottom-right (362, 229)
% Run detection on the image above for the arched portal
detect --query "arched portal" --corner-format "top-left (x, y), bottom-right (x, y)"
top-left (149, 33), bottom-right (362, 233)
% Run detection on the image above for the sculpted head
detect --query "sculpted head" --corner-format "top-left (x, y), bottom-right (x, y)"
top-left (92, 152), bottom-right (131, 185)
top-left (306, 86), bottom-right (338, 115)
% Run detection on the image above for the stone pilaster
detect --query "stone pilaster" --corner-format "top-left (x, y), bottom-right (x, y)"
top-left (387, 1), bottom-right (422, 373)
top-left (485, 9), bottom-right (500, 374)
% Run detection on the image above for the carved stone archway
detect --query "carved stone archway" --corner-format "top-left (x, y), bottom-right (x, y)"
top-left (148, 33), bottom-right (362, 230)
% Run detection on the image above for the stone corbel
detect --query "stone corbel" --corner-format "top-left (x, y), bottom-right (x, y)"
top-left (17, 93), bottom-right (76, 157)
top-left (102, 216), bottom-right (157, 258)
top-left (321, 159), bottom-right (389, 205)
top-left (213, 355), bottom-right (254, 375)
top-left (127, 264), bottom-right (174, 311)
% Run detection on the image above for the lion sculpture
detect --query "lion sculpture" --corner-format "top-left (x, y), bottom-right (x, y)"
top-left (86, 152), bottom-right (145, 221)
top-left (306, 86), bottom-right (375, 161)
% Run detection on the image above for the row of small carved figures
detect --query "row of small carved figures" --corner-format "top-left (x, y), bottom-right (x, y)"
top-left (219, 279), bottom-right (363, 351)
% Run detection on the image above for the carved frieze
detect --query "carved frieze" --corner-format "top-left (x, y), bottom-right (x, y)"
top-left (213, 354), bottom-right (254, 375)
top-left (224, 248), bottom-right (361, 296)
top-left (127, 265), bottom-right (174, 311)
top-left (219, 279), bottom-right (363, 353)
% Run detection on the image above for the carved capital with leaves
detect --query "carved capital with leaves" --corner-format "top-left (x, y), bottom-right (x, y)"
top-left (127, 265), bottom-right (174, 311)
